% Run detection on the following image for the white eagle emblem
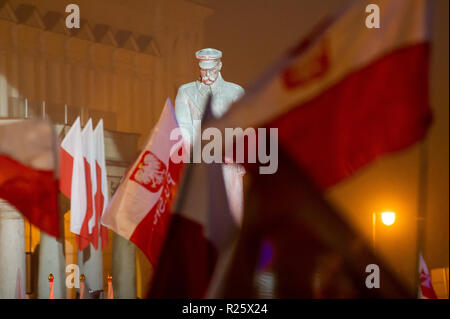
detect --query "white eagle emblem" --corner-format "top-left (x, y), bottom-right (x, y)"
top-left (131, 151), bottom-right (167, 192)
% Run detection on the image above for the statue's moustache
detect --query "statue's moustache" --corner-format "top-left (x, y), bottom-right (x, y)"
top-left (201, 75), bottom-right (215, 84)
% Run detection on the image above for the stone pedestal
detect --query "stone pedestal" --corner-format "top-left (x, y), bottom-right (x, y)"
top-left (0, 200), bottom-right (26, 299)
top-left (104, 129), bottom-right (139, 299)
top-left (37, 232), bottom-right (66, 299)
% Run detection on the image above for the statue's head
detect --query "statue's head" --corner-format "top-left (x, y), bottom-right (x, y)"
top-left (196, 48), bottom-right (222, 86)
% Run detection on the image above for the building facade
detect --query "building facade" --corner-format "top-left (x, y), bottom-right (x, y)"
top-left (0, 0), bottom-right (212, 298)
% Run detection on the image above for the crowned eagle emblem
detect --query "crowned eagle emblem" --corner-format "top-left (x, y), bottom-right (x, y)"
top-left (130, 151), bottom-right (167, 192)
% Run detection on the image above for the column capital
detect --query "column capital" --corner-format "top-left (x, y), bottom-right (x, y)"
top-left (0, 200), bottom-right (23, 220)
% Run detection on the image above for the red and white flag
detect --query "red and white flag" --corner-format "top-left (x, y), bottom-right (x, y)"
top-left (102, 99), bottom-right (184, 265)
top-left (61, 118), bottom-right (108, 250)
top-left (94, 120), bottom-right (109, 249)
top-left (210, 0), bottom-right (433, 190)
top-left (76, 119), bottom-right (97, 250)
top-left (59, 117), bottom-right (87, 236)
top-left (149, 98), bottom-right (239, 298)
top-left (0, 120), bottom-right (59, 237)
top-left (418, 254), bottom-right (438, 299)
top-left (149, 159), bottom-right (238, 298)
top-left (196, 0), bottom-right (433, 298)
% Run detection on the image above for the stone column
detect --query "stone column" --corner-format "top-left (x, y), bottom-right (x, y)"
top-left (7, 26), bottom-right (20, 107)
top-left (0, 50), bottom-right (8, 117)
top-left (37, 33), bottom-right (47, 111)
top-left (37, 57), bottom-right (47, 118)
top-left (63, 62), bottom-right (72, 111)
top-left (72, 64), bottom-right (86, 122)
top-left (18, 54), bottom-right (36, 106)
top-left (63, 38), bottom-right (73, 119)
top-left (37, 232), bottom-right (66, 299)
top-left (77, 238), bottom-right (104, 292)
top-left (47, 60), bottom-right (62, 107)
top-left (104, 129), bottom-right (140, 299)
top-left (0, 200), bottom-right (26, 299)
top-left (112, 232), bottom-right (136, 298)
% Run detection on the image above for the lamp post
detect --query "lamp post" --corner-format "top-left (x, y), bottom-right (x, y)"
top-left (372, 211), bottom-right (396, 251)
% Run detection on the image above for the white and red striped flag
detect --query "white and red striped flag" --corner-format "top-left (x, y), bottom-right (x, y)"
top-left (93, 120), bottom-right (109, 249)
top-left (102, 98), bottom-right (185, 265)
top-left (59, 117), bottom-right (87, 236)
top-left (61, 118), bottom-right (109, 249)
top-left (418, 254), bottom-right (438, 299)
top-left (76, 119), bottom-right (97, 250)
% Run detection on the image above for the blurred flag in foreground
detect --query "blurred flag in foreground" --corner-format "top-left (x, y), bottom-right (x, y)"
top-left (149, 160), bottom-right (238, 298)
top-left (102, 99), bottom-right (184, 265)
top-left (418, 254), bottom-right (438, 299)
top-left (203, 0), bottom-right (432, 298)
top-left (0, 120), bottom-right (59, 237)
top-left (219, 151), bottom-right (411, 298)
top-left (210, 0), bottom-right (432, 190)
top-left (148, 97), bottom-right (239, 298)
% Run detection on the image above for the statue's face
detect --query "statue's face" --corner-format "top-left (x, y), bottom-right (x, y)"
top-left (200, 63), bottom-right (221, 85)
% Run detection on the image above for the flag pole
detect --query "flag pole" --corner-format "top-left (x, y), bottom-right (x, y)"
top-left (25, 220), bottom-right (32, 295)
top-left (414, 139), bottom-right (429, 295)
top-left (48, 273), bottom-right (54, 299)
top-left (79, 274), bottom-right (85, 299)
top-left (443, 268), bottom-right (448, 298)
top-left (107, 275), bottom-right (114, 299)
top-left (372, 212), bottom-right (377, 252)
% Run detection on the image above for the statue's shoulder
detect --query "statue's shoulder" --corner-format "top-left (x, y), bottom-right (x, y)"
top-left (177, 81), bottom-right (197, 94)
top-left (222, 80), bottom-right (245, 95)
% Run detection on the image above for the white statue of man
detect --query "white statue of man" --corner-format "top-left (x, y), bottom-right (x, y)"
top-left (175, 48), bottom-right (245, 224)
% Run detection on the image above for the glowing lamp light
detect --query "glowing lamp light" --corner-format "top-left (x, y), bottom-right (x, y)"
top-left (381, 211), bottom-right (396, 226)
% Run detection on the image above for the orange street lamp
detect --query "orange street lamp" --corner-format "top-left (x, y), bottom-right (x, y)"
top-left (381, 211), bottom-right (396, 226)
top-left (372, 211), bottom-right (396, 251)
